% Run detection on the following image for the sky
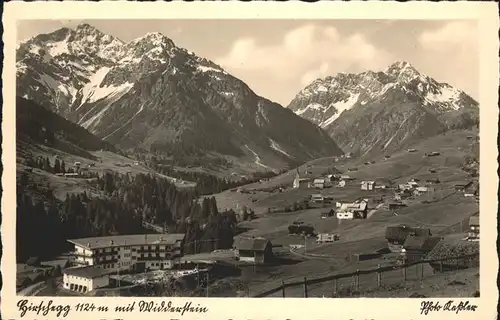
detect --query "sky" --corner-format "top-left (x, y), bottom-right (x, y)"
top-left (18, 19), bottom-right (478, 105)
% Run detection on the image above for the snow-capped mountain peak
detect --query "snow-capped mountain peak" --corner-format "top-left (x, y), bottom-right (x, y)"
top-left (384, 60), bottom-right (426, 84)
top-left (287, 61), bottom-right (479, 158)
top-left (17, 24), bottom-right (344, 172)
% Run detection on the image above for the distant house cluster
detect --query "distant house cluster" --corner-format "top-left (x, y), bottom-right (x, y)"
top-left (292, 170), bottom-right (353, 190)
top-left (395, 178), bottom-right (434, 200)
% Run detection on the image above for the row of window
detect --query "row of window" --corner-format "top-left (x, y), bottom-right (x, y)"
top-left (81, 245), bottom-right (180, 256)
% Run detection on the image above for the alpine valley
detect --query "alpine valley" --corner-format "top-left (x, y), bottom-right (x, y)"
top-left (287, 61), bottom-right (479, 158)
top-left (16, 24), bottom-right (343, 174)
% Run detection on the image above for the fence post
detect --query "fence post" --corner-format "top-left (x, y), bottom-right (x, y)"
top-left (333, 278), bottom-right (338, 297)
top-left (403, 266), bottom-right (407, 282)
top-left (356, 269), bottom-right (360, 291)
top-left (303, 277), bottom-right (308, 298)
top-left (421, 262), bottom-right (424, 279)
top-left (281, 280), bottom-right (285, 298)
top-left (377, 264), bottom-right (381, 287)
top-left (439, 261), bottom-right (443, 273)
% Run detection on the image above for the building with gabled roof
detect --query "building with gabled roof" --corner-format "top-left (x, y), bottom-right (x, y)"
top-left (468, 215), bottom-right (479, 241)
top-left (63, 266), bottom-right (113, 293)
top-left (234, 237), bottom-right (273, 265)
top-left (402, 235), bottom-right (442, 262)
top-left (313, 178), bottom-right (331, 189)
top-left (361, 181), bottom-right (376, 191)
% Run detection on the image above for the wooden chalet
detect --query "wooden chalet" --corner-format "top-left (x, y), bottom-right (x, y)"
top-left (234, 237), bottom-right (273, 265)
top-left (402, 235), bottom-right (442, 263)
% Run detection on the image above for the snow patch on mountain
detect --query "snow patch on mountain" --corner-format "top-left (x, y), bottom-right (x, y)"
top-left (425, 86), bottom-right (461, 110)
top-left (47, 37), bottom-right (70, 56)
top-left (320, 93), bottom-right (360, 128)
top-left (78, 67), bottom-right (134, 107)
top-left (296, 103), bottom-right (325, 115)
top-left (245, 145), bottom-right (273, 170)
top-left (80, 104), bottom-right (114, 129)
top-left (197, 65), bottom-right (226, 74)
top-left (269, 139), bottom-right (293, 158)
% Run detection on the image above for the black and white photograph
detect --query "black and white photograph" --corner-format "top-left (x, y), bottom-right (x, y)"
top-left (3, 4), bottom-right (496, 317)
top-left (13, 17), bottom-right (484, 299)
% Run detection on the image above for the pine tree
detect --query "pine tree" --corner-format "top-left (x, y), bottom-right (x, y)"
top-left (54, 158), bottom-right (61, 173)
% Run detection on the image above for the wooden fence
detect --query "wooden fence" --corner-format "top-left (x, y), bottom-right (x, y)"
top-left (253, 252), bottom-right (479, 297)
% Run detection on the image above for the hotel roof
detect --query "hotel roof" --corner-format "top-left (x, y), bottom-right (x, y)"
top-left (68, 233), bottom-right (185, 249)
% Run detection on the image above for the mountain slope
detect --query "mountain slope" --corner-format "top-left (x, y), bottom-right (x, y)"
top-left (287, 61), bottom-right (479, 157)
top-left (16, 97), bottom-right (117, 160)
top-left (17, 24), bottom-right (343, 172)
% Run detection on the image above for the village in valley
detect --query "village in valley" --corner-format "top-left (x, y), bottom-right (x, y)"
top-left (17, 128), bottom-right (480, 298)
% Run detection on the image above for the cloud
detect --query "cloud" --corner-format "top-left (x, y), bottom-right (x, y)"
top-left (301, 62), bottom-right (330, 85)
top-left (417, 21), bottom-right (478, 99)
top-left (418, 21), bottom-right (476, 51)
top-left (216, 24), bottom-right (393, 86)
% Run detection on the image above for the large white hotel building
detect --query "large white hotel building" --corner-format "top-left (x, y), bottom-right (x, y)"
top-left (68, 233), bottom-right (186, 272)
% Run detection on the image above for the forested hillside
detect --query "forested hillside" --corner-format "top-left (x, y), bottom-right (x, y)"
top-left (16, 172), bottom-right (238, 262)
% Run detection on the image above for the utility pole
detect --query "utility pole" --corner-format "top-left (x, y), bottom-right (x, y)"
top-left (304, 234), bottom-right (307, 254)
top-left (197, 263), bottom-right (200, 287)
top-left (205, 272), bottom-right (209, 297)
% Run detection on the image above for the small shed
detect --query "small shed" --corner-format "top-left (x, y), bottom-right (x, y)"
top-left (455, 181), bottom-right (473, 192)
top-left (313, 178), bottom-right (331, 189)
top-left (402, 236), bottom-right (443, 263)
top-left (468, 215), bottom-right (480, 240)
top-left (298, 178), bottom-right (312, 188)
top-left (316, 233), bottom-right (339, 243)
top-left (310, 194), bottom-right (325, 203)
top-left (361, 181), bottom-right (376, 191)
top-left (234, 237), bottom-right (273, 265)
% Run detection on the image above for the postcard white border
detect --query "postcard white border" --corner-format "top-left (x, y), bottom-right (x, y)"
top-left (2, 1), bottom-right (499, 320)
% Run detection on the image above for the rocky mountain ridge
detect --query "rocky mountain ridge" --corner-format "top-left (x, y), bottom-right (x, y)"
top-left (287, 61), bottom-right (479, 157)
top-left (17, 24), bottom-right (343, 172)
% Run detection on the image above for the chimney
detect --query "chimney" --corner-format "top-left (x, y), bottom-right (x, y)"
top-left (145, 234), bottom-right (148, 243)
top-left (110, 240), bottom-right (114, 245)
